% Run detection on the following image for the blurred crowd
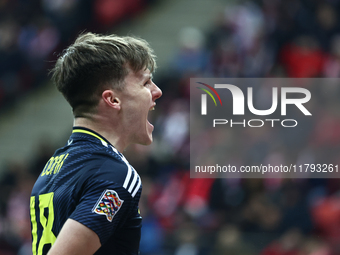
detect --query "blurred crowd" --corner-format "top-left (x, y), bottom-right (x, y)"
top-left (0, 0), bottom-right (147, 111)
top-left (1, 0), bottom-right (340, 254)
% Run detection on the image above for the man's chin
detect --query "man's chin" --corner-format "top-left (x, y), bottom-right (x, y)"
top-left (144, 136), bottom-right (153, 145)
top-left (137, 134), bottom-right (153, 146)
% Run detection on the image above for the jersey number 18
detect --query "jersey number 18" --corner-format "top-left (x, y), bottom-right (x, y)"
top-left (30, 192), bottom-right (56, 255)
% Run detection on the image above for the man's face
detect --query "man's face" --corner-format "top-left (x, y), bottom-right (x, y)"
top-left (119, 67), bottom-right (162, 146)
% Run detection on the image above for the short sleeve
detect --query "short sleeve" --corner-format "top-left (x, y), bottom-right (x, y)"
top-left (69, 159), bottom-right (133, 245)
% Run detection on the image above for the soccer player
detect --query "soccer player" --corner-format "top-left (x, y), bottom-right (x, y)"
top-left (29, 32), bottom-right (162, 255)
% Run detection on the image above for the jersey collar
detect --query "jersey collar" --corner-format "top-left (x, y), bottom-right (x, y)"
top-left (72, 127), bottom-right (112, 146)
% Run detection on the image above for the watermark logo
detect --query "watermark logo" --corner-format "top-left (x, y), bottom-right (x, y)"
top-left (190, 78), bottom-right (337, 179)
top-left (196, 82), bottom-right (222, 115)
top-left (196, 81), bottom-right (312, 128)
top-left (199, 84), bottom-right (312, 116)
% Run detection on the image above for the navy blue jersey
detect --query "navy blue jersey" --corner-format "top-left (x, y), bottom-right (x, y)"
top-left (30, 127), bottom-right (142, 255)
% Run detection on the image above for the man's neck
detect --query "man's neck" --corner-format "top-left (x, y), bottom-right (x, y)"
top-left (73, 117), bottom-right (127, 153)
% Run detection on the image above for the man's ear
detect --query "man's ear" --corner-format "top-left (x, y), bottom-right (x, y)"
top-left (102, 90), bottom-right (121, 110)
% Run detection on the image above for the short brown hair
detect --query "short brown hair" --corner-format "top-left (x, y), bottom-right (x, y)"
top-left (51, 32), bottom-right (157, 117)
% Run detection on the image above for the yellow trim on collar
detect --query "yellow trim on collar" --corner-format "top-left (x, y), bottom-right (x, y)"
top-left (72, 129), bottom-right (105, 142)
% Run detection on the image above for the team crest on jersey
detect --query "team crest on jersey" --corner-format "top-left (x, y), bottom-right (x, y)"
top-left (92, 190), bottom-right (124, 222)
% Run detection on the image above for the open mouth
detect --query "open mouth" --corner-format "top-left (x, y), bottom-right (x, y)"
top-left (147, 104), bottom-right (156, 128)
